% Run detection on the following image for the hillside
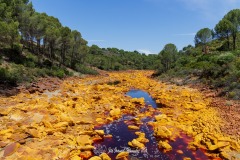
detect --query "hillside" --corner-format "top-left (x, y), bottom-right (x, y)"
top-left (153, 10), bottom-right (240, 100)
top-left (1, 1), bottom-right (240, 160)
top-left (154, 39), bottom-right (240, 100)
top-left (0, 0), bottom-right (157, 88)
top-left (0, 0), bottom-right (239, 101)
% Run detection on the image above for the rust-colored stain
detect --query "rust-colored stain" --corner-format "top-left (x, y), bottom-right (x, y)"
top-left (0, 71), bottom-right (239, 159)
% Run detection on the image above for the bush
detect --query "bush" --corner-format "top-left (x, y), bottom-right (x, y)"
top-left (63, 68), bottom-right (74, 76)
top-left (176, 56), bottom-right (191, 67)
top-left (228, 91), bottom-right (236, 99)
top-left (42, 59), bottom-right (53, 68)
top-left (24, 61), bottom-right (35, 68)
top-left (232, 50), bottom-right (240, 57)
top-left (0, 55), bottom-right (2, 65)
top-left (12, 44), bottom-right (22, 54)
top-left (26, 53), bottom-right (38, 63)
top-left (75, 64), bottom-right (98, 75)
top-left (0, 66), bottom-right (23, 84)
top-left (0, 67), bottom-right (8, 82)
top-left (53, 69), bottom-right (65, 78)
top-left (235, 58), bottom-right (240, 70)
top-left (214, 52), bottom-right (235, 66)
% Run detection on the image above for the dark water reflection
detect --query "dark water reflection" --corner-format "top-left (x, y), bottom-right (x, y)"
top-left (93, 90), bottom-right (209, 160)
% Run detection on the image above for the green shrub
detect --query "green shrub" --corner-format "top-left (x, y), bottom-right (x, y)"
top-left (176, 56), bottom-right (191, 67)
top-left (42, 59), bottom-right (53, 68)
top-left (53, 69), bottom-right (65, 78)
top-left (26, 53), bottom-right (38, 63)
top-left (24, 61), bottom-right (35, 68)
top-left (36, 68), bottom-right (48, 77)
top-left (12, 44), bottom-right (22, 54)
top-left (0, 55), bottom-right (2, 65)
top-left (235, 58), bottom-right (240, 70)
top-left (0, 66), bottom-right (23, 84)
top-left (215, 52), bottom-right (235, 66)
top-left (228, 91), bottom-right (236, 99)
top-left (230, 82), bottom-right (238, 90)
top-left (232, 50), bottom-right (240, 57)
top-left (0, 67), bottom-right (8, 81)
top-left (63, 68), bottom-right (74, 76)
top-left (196, 54), bottom-right (212, 62)
top-left (75, 64), bottom-right (98, 75)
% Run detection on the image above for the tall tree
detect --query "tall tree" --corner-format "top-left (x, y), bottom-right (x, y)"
top-left (18, 1), bottom-right (35, 48)
top-left (78, 39), bottom-right (89, 64)
top-left (159, 43), bottom-right (178, 72)
top-left (70, 30), bottom-right (81, 68)
top-left (194, 28), bottom-right (212, 53)
top-left (214, 19), bottom-right (232, 50)
top-left (59, 26), bottom-right (72, 66)
top-left (44, 16), bottom-right (62, 61)
top-left (0, 0), bottom-right (29, 49)
top-left (224, 9), bottom-right (240, 50)
top-left (30, 12), bottom-right (44, 62)
top-left (30, 12), bottom-right (47, 57)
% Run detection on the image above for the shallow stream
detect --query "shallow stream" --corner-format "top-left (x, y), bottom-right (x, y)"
top-left (93, 89), bottom-right (209, 160)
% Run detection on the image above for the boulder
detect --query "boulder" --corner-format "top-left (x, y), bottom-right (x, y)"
top-left (128, 139), bottom-right (145, 149)
top-left (99, 153), bottom-right (111, 160)
top-left (89, 156), bottom-right (102, 160)
top-left (154, 126), bottom-right (172, 139)
top-left (95, 130), bottom-right (104, 136)
top-left (158, 141), bottom-right (172, 151)
top-left (110, 108), bottom-right (121, 118)
top-left (116, 152), bottom-right (129, 159)
top-left (128, 125), bottom-right (140, 130)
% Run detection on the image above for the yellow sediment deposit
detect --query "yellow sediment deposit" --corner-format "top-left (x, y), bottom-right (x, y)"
top-left (128, 125), bottom-right (140, 130)
top-left (158, 140), bottom-right (172, 151)
top-left (128, 139), bottom-right (145, 149)
top-left (99, 153), bottom-right (111, 160)
top-left (0, 70), bottom-right (239, 159)
top-left (115, 151), bottom-right (129, 159)
top-left (128, 131), bottom-right (149, 149)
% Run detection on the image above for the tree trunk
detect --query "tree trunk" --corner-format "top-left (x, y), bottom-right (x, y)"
top-left (60, 45), bottom-right (65, 68)
top-left (37, 39), bottom-right (41, 63)
top-left (49, 45), bottom-right (51, 60)
top-left (31, 37), bottom-right (34, 53)
top-left (42, 38), bottom-right (46, 55)
top-left (71, 46), bottom-right (75, 68)
top-left (233, 34), bottom-right (236, 50)
top-left (227, 35), bottom-right (230, 50)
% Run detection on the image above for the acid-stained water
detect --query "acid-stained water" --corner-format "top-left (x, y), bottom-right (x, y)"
top-left (93, 90), bottom-right (209, 160)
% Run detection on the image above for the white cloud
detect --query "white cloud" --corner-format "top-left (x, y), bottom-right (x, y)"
top-left (178, 0), bottom-right (240, 20)
top-left (87, 39), bottom-right (105, 42)
top-left (173, 33), bottom-right (196, 36)
top-left (137, 49), bottom-right (157, 55)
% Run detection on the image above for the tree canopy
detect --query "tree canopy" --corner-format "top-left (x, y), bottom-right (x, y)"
top-left (194, 28), bottom-right (212, 46)
top-left (223, 9), bottom-right (240, 50)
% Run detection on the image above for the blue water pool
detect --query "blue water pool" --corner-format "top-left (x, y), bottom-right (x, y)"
top-left (126, 89), bottom-right (157, 108)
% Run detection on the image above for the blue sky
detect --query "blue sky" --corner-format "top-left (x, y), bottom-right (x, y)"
top-left (31, 0), bottom-right (240, 54)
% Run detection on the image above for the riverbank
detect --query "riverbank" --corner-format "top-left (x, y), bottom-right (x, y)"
top-left (0, 71), bottom-right (239, 159)
top-left (160, 77), bottom-right (240, 142)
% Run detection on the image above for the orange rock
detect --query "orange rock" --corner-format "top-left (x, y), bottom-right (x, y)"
top-left (4, 142), bottom-right (20, 157)
top-left (79, 151), bottom-right (92, 159)
top-left (128, 139), bottom-right (145, 149)
top-left (115, 152), bottom-right (129, 159)
top-left (89, 156), bottom-right (102, 160)
top-left (177, 150), bottom-right (183, 154)
top-left (128, 125), bottom-right (140, 130)
top-left (99, 153), bottom-right (111, 160)
top-left (158, 141), bottom-right (172, 151)
top-left (104, 134), bottom-right (113, 138)
top-left (95, 130), bottom-right (104, 136)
